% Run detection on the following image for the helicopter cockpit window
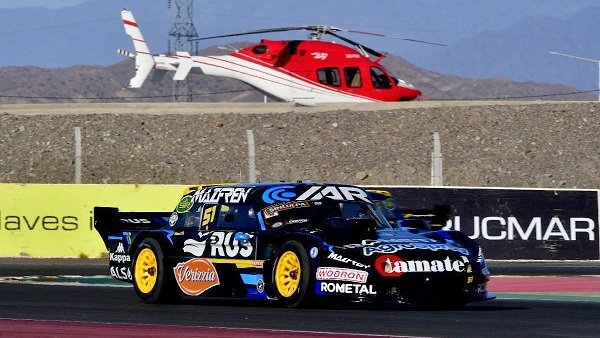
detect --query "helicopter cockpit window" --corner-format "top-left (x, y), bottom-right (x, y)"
top-left (252, 45), bottom-right (268, 54)
top-left (344, 67), bottom-right (362, 88)
top-left (317, 68), bottom-right (341, 87)
top-left (370, 67), bottom-right (392, 89)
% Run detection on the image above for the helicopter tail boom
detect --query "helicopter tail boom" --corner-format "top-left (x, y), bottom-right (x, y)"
top-left (121, 10), bottom-right (155, 88)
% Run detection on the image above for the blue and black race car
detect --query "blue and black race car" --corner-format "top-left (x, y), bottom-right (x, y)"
top-left (94, 182), bottom-right (494, 308)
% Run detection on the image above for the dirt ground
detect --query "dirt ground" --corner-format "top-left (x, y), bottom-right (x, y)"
top-left (1, 101), bottom-right (598, 189)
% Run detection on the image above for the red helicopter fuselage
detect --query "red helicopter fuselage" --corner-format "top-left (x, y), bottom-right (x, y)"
top-left (233, 39), bottom-right (421, 102)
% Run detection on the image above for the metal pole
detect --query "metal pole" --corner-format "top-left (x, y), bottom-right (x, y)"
top-left (246, 130), bottom-right (256, 183)
top-left (431, 132), bottom-right (443, 186)
top-left (74, 127), bottom-right (82, 184)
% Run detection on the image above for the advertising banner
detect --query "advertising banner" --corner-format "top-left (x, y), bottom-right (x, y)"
top-left (366, 186), bottom-right (600, 260)
top-left (2, 184), bottom-right (598, 260)
top-left (0, 184), bottom-right (188, 258)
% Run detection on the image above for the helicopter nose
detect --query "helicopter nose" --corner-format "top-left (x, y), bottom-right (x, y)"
top-left (398, 88), bottom-right (421, 101)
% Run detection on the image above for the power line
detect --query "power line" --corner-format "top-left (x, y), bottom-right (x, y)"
top-left (0, 11), bottom-right (167, 35)
top-left (446, 89), bottom-right (599, 101)
top-left (0, 89), bottom-right (252, 101)
top-left (0, 89), bottom-right (596, 102)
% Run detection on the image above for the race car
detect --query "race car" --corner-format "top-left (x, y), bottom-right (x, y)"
top-left (94, 182), bottom-right (494, 308)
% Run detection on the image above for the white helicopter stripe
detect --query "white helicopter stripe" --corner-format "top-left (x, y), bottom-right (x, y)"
top-left (191, 54), bottom-right (376, 103)
top-left (229, 53), bottom-right (376, 100)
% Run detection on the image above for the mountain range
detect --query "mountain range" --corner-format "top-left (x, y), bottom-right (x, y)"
top-left (0, 49), bottom-right (593, 104)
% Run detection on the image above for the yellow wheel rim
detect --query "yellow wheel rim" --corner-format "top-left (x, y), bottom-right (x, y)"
top-left (275, 251), bottom-right (301, 298)
top-left (135, 248), bottom-right (158, 294)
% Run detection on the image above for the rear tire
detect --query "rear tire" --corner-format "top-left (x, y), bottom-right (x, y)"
top-left (272, 241), bottom-right (311, 308)
top-left (132, 238), bottom-right (181, 303)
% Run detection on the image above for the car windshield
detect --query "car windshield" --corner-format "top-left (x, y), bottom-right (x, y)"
top-left (260, 200), bottom-right (390, 230)
top-left (373, 198), bottom-right (404, 221)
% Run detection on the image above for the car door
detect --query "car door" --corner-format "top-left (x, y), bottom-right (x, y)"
top-left (205, 203), bottom-right (258, 260)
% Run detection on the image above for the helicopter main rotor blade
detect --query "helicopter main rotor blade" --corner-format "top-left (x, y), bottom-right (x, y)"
top-left (326, 31), bottom-right (383, 58)
top-left (343, 29), bottom-right (446, 47)
top-left (189, 24), bottom-right (445, 54)
top-left (190, 26), bottom-right (308, 41)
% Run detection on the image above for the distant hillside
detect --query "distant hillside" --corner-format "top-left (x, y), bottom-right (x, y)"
top-left (0, 52), bottom-right (593, 104)
top-left (417, 6), bottom-right (600, 91)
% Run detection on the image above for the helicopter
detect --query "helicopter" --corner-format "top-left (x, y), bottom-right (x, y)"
top-left (119, 10), bottom-right (444, 105)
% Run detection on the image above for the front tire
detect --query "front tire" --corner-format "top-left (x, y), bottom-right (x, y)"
top-left (132, 238), bottom-right (180, 303)
top-left (272, 241), bottom-right (311, 308)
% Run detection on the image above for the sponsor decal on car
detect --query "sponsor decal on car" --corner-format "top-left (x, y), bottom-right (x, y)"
top-left (256, 279), bottom-right (265, 293)
top-left (316, 267), bottom-right (368, 283)
top-left (344, 238), bottom-right (436, 248)
top-left (120, 218), bottom-right (151, 224)
top-left (176, 195), bottom-right (194, 213)
top-left (109, 252), bottom-right (131, 264)
top-left (173, 258), bottom-right (220, 296)
top-left (262, 186), bottom-right (298, 204)
top-left (361, 239), bottom-right (470, 256)
top-left (310, 247), bottom-right (319, 258)
top-left (183, 231), bottom-right (254, 258)
top-left (262, 201), bottom-right (309, 218)
top-left (201, 205), bottom-right (217, 228)
top-left (193, 187), bottom-right (252, 204)
top-left (296, 186), bottom-right (371, 203)
top-left (327, 252), bottom-right (370, 269)
top-left (110, 266), bottom-right (132, 281)
top-left (316, 281), bottom-right (376, 295)
top-left (374, 254), bottom-right (470, 277)
top-left (110, 242), bottom-right (132, 263)
top-left (115, 242), bottom-right (126, 253)
top-left (169, 212), bottom-right (178, 227)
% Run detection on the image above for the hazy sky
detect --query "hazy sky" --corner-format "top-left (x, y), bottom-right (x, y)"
top-left (0, 1), bottom-right (87, 9)
top-left (1, 0), bottom-right (599, 90)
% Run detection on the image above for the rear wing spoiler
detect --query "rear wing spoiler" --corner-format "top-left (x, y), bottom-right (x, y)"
top-left (93, 206), bottom-right (171, 249)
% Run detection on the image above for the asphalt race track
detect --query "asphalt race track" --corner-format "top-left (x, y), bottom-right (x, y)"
top-left (0, 260), bottom-right (599, 337)
top-left (0, 283), bottom-right (598, 338)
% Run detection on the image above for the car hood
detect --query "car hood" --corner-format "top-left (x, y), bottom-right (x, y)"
top-left (327, 228), bottom-right (472, 264)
